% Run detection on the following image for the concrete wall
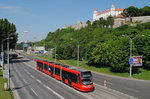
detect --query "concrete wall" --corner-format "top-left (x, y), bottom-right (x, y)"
top-left (126, 16), bottom-right (150, 23)
top-left (113, 16), bottom-right (150, 28)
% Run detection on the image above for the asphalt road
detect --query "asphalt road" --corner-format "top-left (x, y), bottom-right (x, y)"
top-left (10, 58), bottom-right (87, 99)
top-left (24, 55), bottom-right (150, 99)
top-left (93, 72), bottom-right (150, 99)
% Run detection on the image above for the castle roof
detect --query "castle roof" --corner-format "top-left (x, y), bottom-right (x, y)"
top-left (116, 14), bottom-right (124, 18)
top-left (97, 8), bottom-right (124, 16)
top-left (115, 8), bottom-right (124, 11)
top-left (96, 3), bottom-right (124, 16)
top-left (97, 9), bottom-right (110, 15)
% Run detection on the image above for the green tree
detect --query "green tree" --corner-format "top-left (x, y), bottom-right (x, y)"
top-left (122, 6), bottom-right (140, 17)
top-left (86, 20), bottom-right (91, 26)
top-left (140, 6), bottom-right (150, 16)
top-left (107, 38), bottom-right (130, 72)
top-left (89, 43), bottom-right (109, 66)
top-left (0, 18), bottom-right (17, 52)
top-left (106, 16), bottom-right (114, 28)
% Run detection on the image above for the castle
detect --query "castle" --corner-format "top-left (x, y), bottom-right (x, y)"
top-left (93, 3), bottom-right (124, 21)
top-left (61, 3), bottom-right (150, 30)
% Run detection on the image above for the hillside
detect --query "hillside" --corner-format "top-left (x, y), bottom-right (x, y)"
top-left (36, 20), bottom-right (150, 73)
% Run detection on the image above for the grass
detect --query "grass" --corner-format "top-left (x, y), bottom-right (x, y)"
top-left (31, 54), bottom-right (150, 80)
top-left (133, 68), bottom-right (150, 80)
top-left (0, 70), bottom-right (14, 99)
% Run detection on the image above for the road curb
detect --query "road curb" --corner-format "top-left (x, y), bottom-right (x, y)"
top-left (10, 78), bottom-right (21, 99)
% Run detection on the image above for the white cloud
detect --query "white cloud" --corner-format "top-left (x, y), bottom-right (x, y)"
top-left (0, 6), bottom-right (31, 15)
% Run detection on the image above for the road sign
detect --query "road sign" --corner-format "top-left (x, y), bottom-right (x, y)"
top-left (23, 44), bottom-right (30, 47)
top-left (133, 56), bottom-right (142, 66)
top-left (129, 58), bottom-right (134, 64)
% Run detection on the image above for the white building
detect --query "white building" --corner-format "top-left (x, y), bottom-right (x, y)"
top-left (93, 3), bottom-right (124, 21)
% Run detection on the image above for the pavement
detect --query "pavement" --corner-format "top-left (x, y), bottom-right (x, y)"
top-left (26, 55), bottom-right (150, 99)
top-left (9, 55), bottom-right (139, 99)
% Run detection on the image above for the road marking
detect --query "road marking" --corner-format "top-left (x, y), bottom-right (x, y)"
top-left (23, 78), bottom-right (28, 84)
top-left (27, 71), bottom-right (31, 75)
top-left (31, 87), bottom-right (38, 96)
top-left (30, 74), bottom-right (35, 78)
top-left (125, 87), bottom-right (139, 93)
top-left (36, 79), bottom-right (42, 84)
top-left (22, 58), bottom-right (91, 99)
top-left (43, 84), bottom-right (65, 99)
top-left (94, 83), bottom-right (138, 99)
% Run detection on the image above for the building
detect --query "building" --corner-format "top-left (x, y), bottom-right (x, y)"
top-left (93, 3), bottom-right (124, 21)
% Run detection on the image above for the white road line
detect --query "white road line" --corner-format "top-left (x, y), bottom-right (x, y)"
top-left (94, 83), bottom-right (138, 99)
top-left (27, 71), bottom-right (31, 75)
top-left (22, 59), bottom-right (91, 99)
top-left (30, 74), bottom-right (35, 78)
top-left (43, 84), bottom-right (65, 99)
top-left (125, 87), bottom-right (139, 93)
top-left (36, 79), bottom-right (42, 84)
top-left (31, 87), bottom-right (38, 96)
top-left (23, 78), bottom-right (28, 84)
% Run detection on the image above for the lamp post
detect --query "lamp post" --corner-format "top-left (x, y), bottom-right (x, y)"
top-left (1, 38), bottom-right (8, 71)
top-left (122, 35), bottom-right (144, 77)
top-left (77, 41), bottom-right (79, 66)
top-left (7, 33), bottom-right (16, 89)
top-left (55, 46), bottom-right (56, 62)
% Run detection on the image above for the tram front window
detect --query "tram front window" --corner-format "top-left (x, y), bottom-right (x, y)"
top-left (81, 71), bottom-right (92, 85)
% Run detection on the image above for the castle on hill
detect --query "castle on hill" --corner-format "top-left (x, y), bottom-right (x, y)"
top-left (93, 3), bottom-right (124, 21)
top-left (60, 3), bottom-right (150, 30)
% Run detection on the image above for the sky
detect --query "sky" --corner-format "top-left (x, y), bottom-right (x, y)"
top-left (0, 0), bottom-right (149, 43)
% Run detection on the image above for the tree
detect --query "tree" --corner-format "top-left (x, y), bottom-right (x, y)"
top-left (140, 6), bottom-right (150, 16)
top-left (16, 43), bottom-right (23, 50)
top-left (86, 20), bottom-right (91, 26)
top-left (122, 6), bottom-right (140, 17)
top-left (0, 18), bottom-right (17, 52)
top-left (106, 16), bottom-right (114, 28)
top-left (89, 43), bottom-right (109, 66)
top-left (107, 38), bottom-right (130, 72)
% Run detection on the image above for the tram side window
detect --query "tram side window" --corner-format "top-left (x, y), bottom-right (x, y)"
top-left (39, 62), bottom-right (43, 69)
top-left (44, 63), bottom-right (48, 70)
top-left (37, 62), bottom-right (40, 67)
top-left (71, 73), bottom-right (77, 84)
top-left (48, 65), bottom-right (52, 72)
top-left (79, 75), bottom-right (81, 84)
top-left (55, 68), bottom-right (60, 76)
top-left (62, 70), bottom-right (65, 78)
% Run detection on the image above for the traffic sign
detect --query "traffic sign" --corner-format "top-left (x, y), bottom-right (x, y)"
top-left (129, 58), bottom-right (134, 64)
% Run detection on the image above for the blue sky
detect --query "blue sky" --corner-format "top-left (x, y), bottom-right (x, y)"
top-left (0, 0), bottom-right (149, 43)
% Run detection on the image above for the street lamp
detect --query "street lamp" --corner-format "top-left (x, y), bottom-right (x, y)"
top-left (70, 38), bottom-right (80, 66)
top-left (7, 33), bottom-right (16, 89)
top-left (55, 46), bottom-right (56, 62)
top-left (1, 38), bottom-right (8, 71)
top-left (122, 35), bottom-right (144, 77)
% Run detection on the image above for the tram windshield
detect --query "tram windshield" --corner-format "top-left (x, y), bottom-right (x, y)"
top-left (81, 71), bottom-right (93, 85)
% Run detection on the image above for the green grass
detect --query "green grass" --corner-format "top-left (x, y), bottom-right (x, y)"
top-left (35, 54), bottom-right (150, 80)
top-left (0, 70), bottom-right (14, 99)
top-left (133, 68), bottom-right (150, 80)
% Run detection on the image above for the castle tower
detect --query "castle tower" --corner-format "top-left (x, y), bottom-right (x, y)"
top-left (93, 8), bottom-right (98, 21)
top-left (110, 3), bottom-right (116, 16)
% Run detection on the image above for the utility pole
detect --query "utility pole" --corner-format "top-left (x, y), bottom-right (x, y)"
top-left (77, 42), bottom-right (79, 66)
top-left (122, 35), bottom-right (144, 77)
top-left (7, 33), bottom-right (16, 89)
